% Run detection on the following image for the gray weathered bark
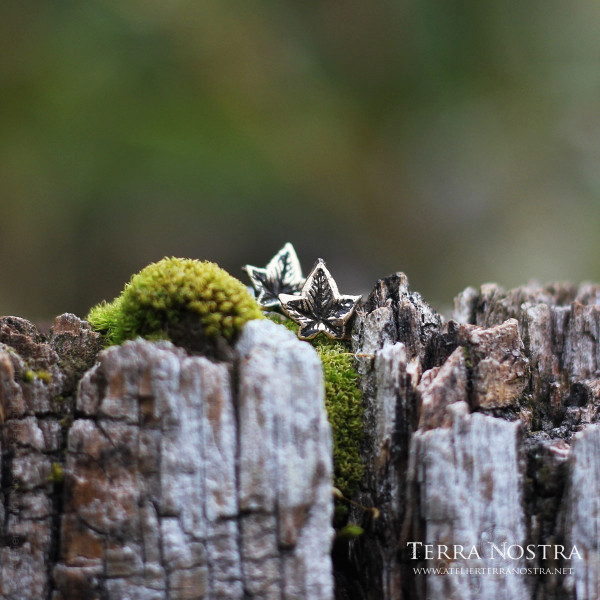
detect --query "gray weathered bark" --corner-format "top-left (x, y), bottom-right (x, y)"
top-left (0, 318), bottom-right (332, 600)
top-left (1, 275), bottom-right (600, 600)
top-left (347, 277), bottom-right (600, 600)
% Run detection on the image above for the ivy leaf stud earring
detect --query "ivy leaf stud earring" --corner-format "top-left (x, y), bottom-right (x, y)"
top-left (279, 259), bottom-right (361, 340)
top-left (243, 243), bottom-right (305, 310)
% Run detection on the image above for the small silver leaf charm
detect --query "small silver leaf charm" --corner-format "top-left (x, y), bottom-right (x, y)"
top-left (243, 243), bottom-right (304, 310)
top-left (279, 259), bottom-right (361, 340)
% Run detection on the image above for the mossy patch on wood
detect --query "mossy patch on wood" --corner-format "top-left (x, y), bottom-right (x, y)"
top-left (87, 257), bottom-right (263, 354)
top-left (268, 315), bottom-right (364, 504)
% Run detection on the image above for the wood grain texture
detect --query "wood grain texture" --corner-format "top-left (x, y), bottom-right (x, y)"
top-left (1, 276), bottom-right (600, 600)
top-left (1, 318), bottom-right (333, 600)
top-left (345, 277), bottom-right (600, 600)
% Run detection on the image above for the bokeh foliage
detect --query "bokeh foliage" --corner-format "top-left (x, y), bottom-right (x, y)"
top-left (2, 0), bottom-right (600, 320)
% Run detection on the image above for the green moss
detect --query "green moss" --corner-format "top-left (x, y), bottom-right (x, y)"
top-left (336, 523), bottom-right (364, 541)
top-left (48, 462), bottom-right (64, 483)
top-left (316, 335), bottom-right (364, 499)
top-left (37, 370), bottom-right (52, 384)
top-left (462, 345), bottom-right (473, 369)
top-left (22, 369), bottom-right (53, 384)
top-left (87, 257), bottom-right (263, 350)
top-left (22, 369), bottom-right (35, 383)
top-left (268, 314), bottom-right (364, 501)
top-left (60, 415), bottom-right (74, 429)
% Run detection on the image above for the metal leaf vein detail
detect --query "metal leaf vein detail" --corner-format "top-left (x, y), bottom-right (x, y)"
top-left (243, 243), bottom-right (304, 309)
top-left (279, 259), bottom-right (361, 340)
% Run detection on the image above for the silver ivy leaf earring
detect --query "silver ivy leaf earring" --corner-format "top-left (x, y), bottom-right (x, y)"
top-left (243, 243), bottom-right (304, 310)
top-left (279, 259), bottom-right (361, 340)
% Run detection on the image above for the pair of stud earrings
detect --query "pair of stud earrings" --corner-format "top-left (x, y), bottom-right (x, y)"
top-left (243, 243), bottom-right (361, 341)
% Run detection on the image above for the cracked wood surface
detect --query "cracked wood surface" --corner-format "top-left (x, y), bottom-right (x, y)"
top-left (0, 318), bottom-right (333, 600)
top-left (347, 277), bottom-right (600, 600)
top-left (1, 275), bottom-right (600, 600)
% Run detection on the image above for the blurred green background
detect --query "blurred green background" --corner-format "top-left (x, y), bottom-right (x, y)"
top-left (3, 0), bottom-right (600, 322)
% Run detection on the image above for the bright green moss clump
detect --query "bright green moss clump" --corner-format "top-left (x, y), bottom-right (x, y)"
top-left (315, 335), bottom-right (364, 499)
top-left (88, 257), bottom-right (263, 351)
top-left (271, 316), bottom-right (364, 501)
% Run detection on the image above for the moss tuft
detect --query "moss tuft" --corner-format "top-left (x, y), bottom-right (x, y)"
top-left (60, 415), bottom-right (74, 429)
top-left (315, 335), bottom-right (364, 500)
top-left (462, 345), bottom-right (473, 369)
top-left (268, 314), bottom-right (364, 501)
top-left (22, 369), bottom-right (53, 384)
top-left (48, 462), bottom-right (64, 483)
top-left (37, 370), bottom-right (52, 384)
top-left (87, 257), bottom-right (263, 351)
top-left (336, 523), bottom-right (365, 541)
top-left (22, 369), bottom-right (35, 383)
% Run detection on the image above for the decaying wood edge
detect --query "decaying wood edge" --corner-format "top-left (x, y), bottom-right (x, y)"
top-left (1, 274), bottom-right (600, 600)
top-left (0, 318), bottom-right (333, 600)
top-left (348, 276), bottom-right (600, 600)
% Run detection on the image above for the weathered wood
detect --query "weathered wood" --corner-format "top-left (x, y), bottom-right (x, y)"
top-left (2, 276), bottom-right (600, 600)
top-left (0, 318), bottom-right (333, 600)
top-left (407, 412), bottom-right (528, 600)
top-left (564, 424), bottom-right (600, 599)
top-left (0, 315), bottom-right (101, 600)
top-left (345, 278), bottom-right (600, 600)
